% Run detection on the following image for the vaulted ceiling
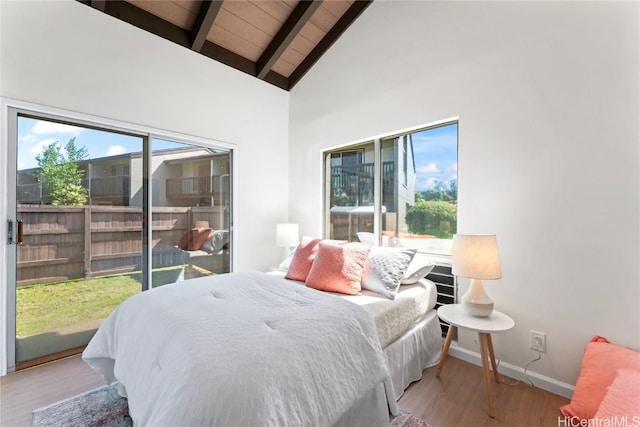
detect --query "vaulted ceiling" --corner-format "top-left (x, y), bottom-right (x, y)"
top-left (79, 0), bottom-right (372, 91)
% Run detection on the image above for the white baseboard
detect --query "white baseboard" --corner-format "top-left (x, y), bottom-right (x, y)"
top-left (448, 343), bottom-right (574, 399)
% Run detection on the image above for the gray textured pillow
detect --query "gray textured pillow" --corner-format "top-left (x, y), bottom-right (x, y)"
top-left (361, 246), bottom-right (417, 299)
top-left (200, 230), bottom-right (229, 254)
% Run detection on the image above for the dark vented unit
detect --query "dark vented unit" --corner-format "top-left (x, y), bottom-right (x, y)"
top-left (426, 264), bottom-right (457, 338)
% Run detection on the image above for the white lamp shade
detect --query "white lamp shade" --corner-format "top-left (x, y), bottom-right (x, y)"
top-left (276, 223), bottom-right (299, 248)
top-left (452, 234), bottom-right (502, 280)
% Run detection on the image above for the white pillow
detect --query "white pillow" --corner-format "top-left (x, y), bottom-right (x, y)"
top-left (278, 248), bottom-right (297, 271)
top-left (356, 232), bottom-right (375, 244)
top-left (401, 253), bottom-right (436, 284)
top-left (361, 246), bottom-right (416, 299)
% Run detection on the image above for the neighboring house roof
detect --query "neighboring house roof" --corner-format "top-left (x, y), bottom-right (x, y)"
top-left (17, 146), bottom-right (216, 174)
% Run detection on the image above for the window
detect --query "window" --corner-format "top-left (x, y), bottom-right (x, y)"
top-left (324, 121), bottom-right (458, 255)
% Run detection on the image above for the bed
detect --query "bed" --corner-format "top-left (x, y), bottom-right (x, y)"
top-left (83, 243), bottom-right (443, 426)
top-left (270, 270), bottom-right (443, 400)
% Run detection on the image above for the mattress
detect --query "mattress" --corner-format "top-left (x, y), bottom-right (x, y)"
top-left (272, 271), bottom-right (443, 399)
top-left (270, 271), bottom-right (437, 348)
top-left (334, 279), bottom-right (437, 348)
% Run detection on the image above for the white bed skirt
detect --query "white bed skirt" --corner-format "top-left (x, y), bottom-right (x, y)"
top-left (384, 310), bottom-right (443, 400)
top-left (333, 310), bottom-right (442, 426)
top-left (334, 382), bottom-right (391, 427)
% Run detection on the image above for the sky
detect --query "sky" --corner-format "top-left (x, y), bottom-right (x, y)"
top-left (16, 117), bottom-right (184, 170)
top-left (411, 122), bottom-right (458, 191)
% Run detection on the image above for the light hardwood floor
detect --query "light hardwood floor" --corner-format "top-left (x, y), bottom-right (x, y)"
top-left (398, 357), bottom-right (570, 426)
top-left (1, 356), bottom-right (104, 427)
top-left (1, 355), bottom-right (569, 427)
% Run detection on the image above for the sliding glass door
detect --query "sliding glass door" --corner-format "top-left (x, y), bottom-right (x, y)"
top-left (5, 107), bottom-right (234, 371)
top-left (151, 138), bottom-right (231, 287)
top-left (10, 113), bottom-right (145, 368)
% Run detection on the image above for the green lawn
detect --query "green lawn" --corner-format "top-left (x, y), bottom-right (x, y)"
top-left (16, 267), bottom-right (184, 338)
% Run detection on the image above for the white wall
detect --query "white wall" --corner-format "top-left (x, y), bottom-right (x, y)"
top-left (1, 0), bottom-right (290, 269)
top-left (290, 1), bottom-right (640, 389)
top-left (0, 1), bottom-right (290, 373)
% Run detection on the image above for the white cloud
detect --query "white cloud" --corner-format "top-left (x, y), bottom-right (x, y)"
top-left (31, 121), bottom-right (82, 135)
top-left (415, 176), bottom-right (440, 190)
top-left (425, 177), bottom-right (440, 187)
top-left (17, 138), bottom-right (57, 169)
top-left (19, 134), bottom-right (38, 145)
top-left (417, 162), bottom-right (440, 174)
top-left (450, 162), bottom-right (458, 172)
top-left (28, 138), bottom-right (56, 155)
top-left (106, 145), bottom-right (127, 156)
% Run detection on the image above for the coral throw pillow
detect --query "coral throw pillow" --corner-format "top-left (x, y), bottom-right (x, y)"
top-left (592, 369), bottom-right (640, 421)
top-left (178, 228), bottom-right (214, 251)
top-left (285, 238), bottom-right (321, 282)
top-left (189, 228), bottom-right (214, 251)
top-left (178, 228), bottom-right (198, 250)
top-left (305, 242), bottom-right (370, 295)
top-left (560, 336), bottom-right (640, 421)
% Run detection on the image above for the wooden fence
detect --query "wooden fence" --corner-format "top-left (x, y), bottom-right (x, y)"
top-left (16, 205), bottom-right (224, 286)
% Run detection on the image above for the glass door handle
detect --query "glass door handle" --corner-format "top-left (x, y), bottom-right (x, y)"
top-left (7, 220), bottom-right (23, 245)
top-left (17, 220), bottom-right (23, 244)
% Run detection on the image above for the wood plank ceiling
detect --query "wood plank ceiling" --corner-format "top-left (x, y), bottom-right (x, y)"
top-left (80, 0), bottom-right (372, 91)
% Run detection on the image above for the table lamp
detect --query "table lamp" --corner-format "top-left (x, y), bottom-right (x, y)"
top-left (452, 234), bottom-right (502, 317)
top-left (276, 223), bottom-right (299, 258)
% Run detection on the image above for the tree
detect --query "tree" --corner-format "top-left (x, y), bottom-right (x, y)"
top-left (405, 199), bottom-right (457, 238)
top-left (35, 138), bottom-right (88, 206)
top-left (418, 178), bottom-right (457, 203)
top-left (448, 179), bottom-right (457, 202)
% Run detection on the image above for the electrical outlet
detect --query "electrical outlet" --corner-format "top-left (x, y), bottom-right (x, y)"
top-left (530, 330), bottom-right (546, 353)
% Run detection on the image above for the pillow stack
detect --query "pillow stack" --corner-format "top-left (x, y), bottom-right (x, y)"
top-left (178, 228), bottom-right (228, 254)
top-left (560, 336), bottom-right (640, 423)
top-left (178, 227), bottom-right (214, 251)
top-left (284, 238), bottom-right (437, 299)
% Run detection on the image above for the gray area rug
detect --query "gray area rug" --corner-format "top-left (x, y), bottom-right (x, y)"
top-left (32, 384), bottom-right (130, 427)
top-left (32, 384), bottom-right (430, 427)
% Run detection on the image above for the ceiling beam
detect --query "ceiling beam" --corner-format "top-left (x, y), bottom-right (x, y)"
top-left (96, 1), bottom-right (191, 48)
top-left (288, 0), bottom-right (373, 90)
top-left (90, 0), bottom-right (106, 12)
top-left (79, 0), bottom-right (290, 91)
top-left (199, 41), bottom-right (289, 91)
top-left (78, 0), bottom-right (358, 90)
top-left (191, 1), bottom-right (223, 52)
top-left (256, 0), bottom-right (322, 80)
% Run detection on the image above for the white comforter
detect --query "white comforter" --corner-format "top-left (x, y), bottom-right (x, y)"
top-left (83, 271), bottom-right (398, 426)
